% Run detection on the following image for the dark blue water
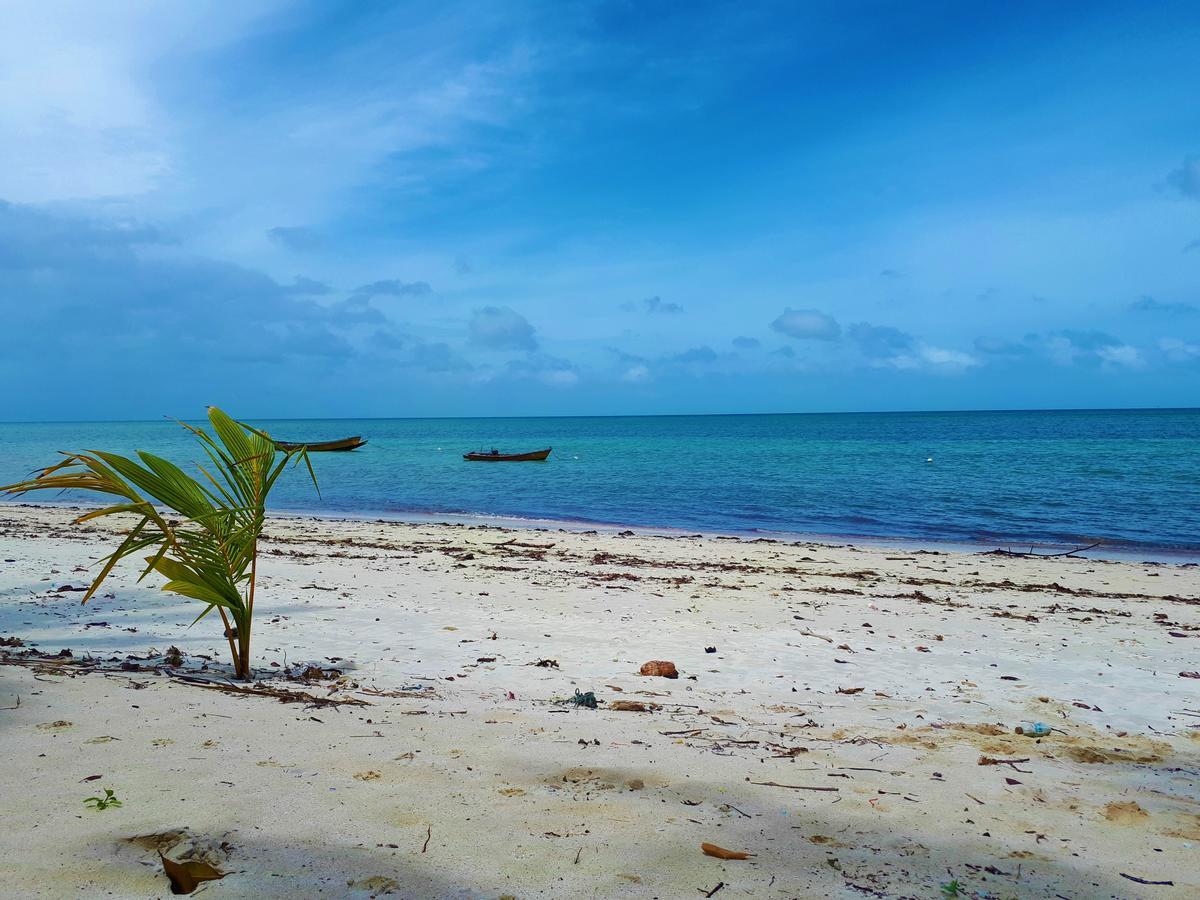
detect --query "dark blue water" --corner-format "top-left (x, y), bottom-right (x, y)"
top-left (1, 410), bottom-right (1197, 553)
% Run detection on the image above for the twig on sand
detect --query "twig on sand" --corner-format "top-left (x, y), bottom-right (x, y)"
top-left (1119, 873), bottom-right (1174, 887)
top-left (747, 780), bottom-right (839, 792)
top-left (494, 538), bottom-right (556, 549)
top-left (422, 825), bottom-right (432, 853)
top-left (574, 846), bottom-right (583, 864)
top-left (699, 882), bottom-right (725, 897)
top-left (978, 755), bottom-right (1032, 772)
top-left (798, 629), bottom-right (834, 643)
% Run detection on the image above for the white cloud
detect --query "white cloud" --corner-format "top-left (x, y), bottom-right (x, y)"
top-left (1160, 337), bottom-right (1200, 358)
top-left (0, 1), bottom-right (284, 203)
top-left (1095, 344), bottom-right (1143, 368)
top-left (771, 307), bottom-right (841, 340)
top-left (469, 305), bottom-right (538, 351)
top-left (918, 345), bottom-right (979, 369)
top-left (540, 369), bottom-right (579, 387)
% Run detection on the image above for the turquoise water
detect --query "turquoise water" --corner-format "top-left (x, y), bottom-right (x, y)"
top-left (1, 410), bottom-right (1197, 554)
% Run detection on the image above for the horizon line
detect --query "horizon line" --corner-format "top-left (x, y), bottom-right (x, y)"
top-left (1, 405), bottom-right (1197, 426)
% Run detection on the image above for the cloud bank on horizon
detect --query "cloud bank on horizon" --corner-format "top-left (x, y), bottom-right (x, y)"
top-left (1, 0), bottom-right (1198, 419)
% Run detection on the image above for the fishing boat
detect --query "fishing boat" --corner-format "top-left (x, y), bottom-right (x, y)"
top-left (463, 447), bottom-right (552, 462)
top-left (273, 435), bottom-right (367, 452)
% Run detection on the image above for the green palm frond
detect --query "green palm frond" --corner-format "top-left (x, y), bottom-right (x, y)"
top-left (1, 407), bottom-right (319, 679)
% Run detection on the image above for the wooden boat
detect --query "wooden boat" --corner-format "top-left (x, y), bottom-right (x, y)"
top-left (273, 435), bottom-right (367, 452)
top-left (463, 447), bottom-right (551, 462)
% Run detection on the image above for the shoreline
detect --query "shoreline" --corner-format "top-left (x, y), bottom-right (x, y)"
top-left (6, 497), bottom-right (1199, 564)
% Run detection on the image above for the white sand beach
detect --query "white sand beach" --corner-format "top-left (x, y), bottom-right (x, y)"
top-left (1, 503), bottom-right (1197, 898)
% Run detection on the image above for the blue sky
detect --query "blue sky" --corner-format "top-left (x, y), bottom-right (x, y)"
top-left (2, 0), bottom-right (1199, 420)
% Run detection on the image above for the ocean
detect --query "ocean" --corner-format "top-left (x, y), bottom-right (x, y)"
top-left (1, 409), bottom-right (1197, 556)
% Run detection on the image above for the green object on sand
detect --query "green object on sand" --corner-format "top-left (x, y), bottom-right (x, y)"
top-left (571, 690), bottom-right (598, 709)
top-left (84, 788), bottom-right (122, 811)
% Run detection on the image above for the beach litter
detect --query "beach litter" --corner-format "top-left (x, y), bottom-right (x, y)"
top-left (569, 690), bottom-right (598, 709)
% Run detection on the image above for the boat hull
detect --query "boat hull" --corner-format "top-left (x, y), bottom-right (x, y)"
top-left (463, 447), bottom-right (552, 462)
top-left (274, 436), bottom-right (367, 452)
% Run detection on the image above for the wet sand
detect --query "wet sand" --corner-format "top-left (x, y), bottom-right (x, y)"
top-left (1, 504), bottom-right (1197, 898)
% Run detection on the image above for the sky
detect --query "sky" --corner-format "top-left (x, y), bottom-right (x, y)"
top-left (2, 0), bottom-right (1199, 421)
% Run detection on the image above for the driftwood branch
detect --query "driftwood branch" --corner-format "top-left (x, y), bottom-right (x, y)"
top-left (167, 673), bottom-right (369, 708)
top-left (986, 541), bottom-right (1101, 559)
top-left (747, 780), bottom-right (839, 792)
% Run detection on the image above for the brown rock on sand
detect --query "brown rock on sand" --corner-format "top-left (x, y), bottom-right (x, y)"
top-left (639, 660), bottom-right (678, 678)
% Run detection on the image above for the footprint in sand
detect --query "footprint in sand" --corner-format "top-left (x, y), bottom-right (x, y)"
top-left (36, 720), bottom-right (72, 731)
top-left (84, 735), bottom-right (117, 744)
top-left (349, 876), bottom-right (400, 892)
top-left (151, 738), bottom-right (174, 748)
top-left (809, 835), bottom-right (850, 848)
top-left (1103, 801), bottom-right (1149, 825)
top-left (548, 767), bottom-right (663, 794)
top-left (498, 787), bottom-right (526, 797)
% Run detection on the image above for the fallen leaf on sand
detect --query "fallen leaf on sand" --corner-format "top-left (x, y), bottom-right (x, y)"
top-left (836, 687), bottom-right (864, 695)
top-left (353, 771), bottom-right (382, 781)
top-left (36, 720), bottom-right (72, 731)
top-left (1180, 671), bottom-right (1200, 679)
top-left (701, 842), bottom-right (754, 860)
top-left (159, 851), bottom-right (225, 894)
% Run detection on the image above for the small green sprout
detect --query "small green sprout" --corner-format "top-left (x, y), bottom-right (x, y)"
top-left (940, 881), bottom-right (963, 898)
top-left (83, 788), bottom-right (122, 811)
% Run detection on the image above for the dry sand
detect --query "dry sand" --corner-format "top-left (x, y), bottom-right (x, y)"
top-left (1, 503), bottom-right (1197, 898)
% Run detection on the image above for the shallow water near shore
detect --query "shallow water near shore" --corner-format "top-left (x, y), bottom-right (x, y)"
top-left (2, 408), bottom-right (1197, 554)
